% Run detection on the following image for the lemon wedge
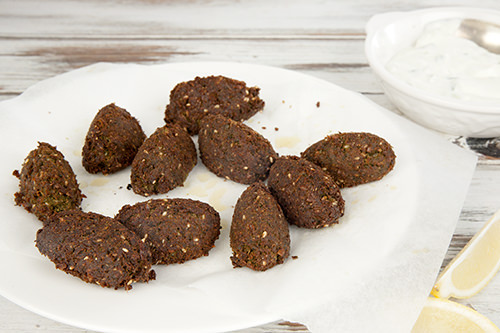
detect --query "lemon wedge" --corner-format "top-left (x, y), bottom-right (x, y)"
top-left (432, 208), bottom-right (500, 299)
top-left (412, 297), bottom-right (500, 332)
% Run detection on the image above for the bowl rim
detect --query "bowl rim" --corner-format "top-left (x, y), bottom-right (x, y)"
top-left (365, 6), bottom-right (500, 114)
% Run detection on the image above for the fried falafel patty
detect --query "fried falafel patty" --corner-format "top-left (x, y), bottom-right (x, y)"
top-left (13, 142), bottom-right (83, 223)
top-left (230, 182), bottom-right (290, 271)
top-left (82, 103), bottom-right (146, 175)
top-left (130, 124), bottom-right (197, 196)
top-left (268, 156), bottom-right (345, 229)
top-left (198, 114), bottom-right (277, 184)
top-left (116, 198), bottom-right (221, 265)
top-left (301, 132), bottom-right (396, 188)
top-left (164, 75), bottom-right (265, 135)
top-left (36, 209), bottom-right (155, 290)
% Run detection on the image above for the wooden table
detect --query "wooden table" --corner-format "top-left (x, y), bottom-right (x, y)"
top-left (1, 1), bottom-right (500, 332)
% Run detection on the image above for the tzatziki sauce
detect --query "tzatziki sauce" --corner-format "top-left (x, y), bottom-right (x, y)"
top-left (386, 19), bottom-right (500, 104)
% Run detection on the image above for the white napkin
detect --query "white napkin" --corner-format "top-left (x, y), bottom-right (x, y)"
top-left (0, 62), bottom-right (477, 333)
top-left (279, 107), bottom-right (477, 333)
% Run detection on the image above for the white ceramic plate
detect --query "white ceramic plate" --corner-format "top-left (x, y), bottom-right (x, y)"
top-left (0, 62), bottom-right (474, 332)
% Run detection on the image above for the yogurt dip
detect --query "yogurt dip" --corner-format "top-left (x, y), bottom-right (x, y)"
top-left (386, 19), bottom-right (500, 104)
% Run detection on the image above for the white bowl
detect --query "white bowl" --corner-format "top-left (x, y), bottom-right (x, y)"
top-left (365, 7), bottom-right (500, 138)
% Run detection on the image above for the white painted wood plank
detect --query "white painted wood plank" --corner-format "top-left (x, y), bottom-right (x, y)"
top-left (1, 0), bottom-right (499, 38)
top-left (0, 38), bottom-right (375, 97)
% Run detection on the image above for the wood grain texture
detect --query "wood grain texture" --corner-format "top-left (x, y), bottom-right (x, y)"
top-left (1, 0), bottom-right (500, 332)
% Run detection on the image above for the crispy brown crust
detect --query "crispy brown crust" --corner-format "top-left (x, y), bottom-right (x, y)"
top-left (13, 142), bottom-right (83, 223)
top-left (230, 182), bottom-right (290, 271)
top-left (36, 210), bottom-right (155, 290)
top-left (82, 103), bottom-right (146, 175)
top-left (301, 132), bottom-right (396, 188)
top-left (267, 156), bottom-right (345, 229)
top-left (130, 124), bottom-right (197, 196)
top-left (198, 114), bottom-right (277, 184)
top-left (164, 75), bottom-right (265, 135)
top-left (116, 198), bottom-right (221, 265)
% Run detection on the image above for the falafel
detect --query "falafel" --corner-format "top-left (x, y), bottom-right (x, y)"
top-left (230, 182), bottom-right (290, 271)
top-left (198, 114), bottom-right (277, 184)
top-left (82, 103), bottom-right (146, 175)
top-left (164, 75), bottom-right (265, 135)
top-left (116, 198), bottom-right (221, 265)
top-left (130, 124), bottom-right (197, 196)
top-left (13, 142), bottom-right (83, 223)
top-left (268, 155), bottom-right (345, 229)
top-left (35, 209), bottom-right (155, 290)
top-left (301, 132), bottom-right (396, 188)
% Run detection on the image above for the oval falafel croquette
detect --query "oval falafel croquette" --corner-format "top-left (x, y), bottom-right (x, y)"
top-left (164, 75), bottom-right (265, 135)
top-left (230, 182), bottom-right (290, 271)
top-left (35, 209), bottom-right (155, 290)
top-left (130, 124), bottom-right (197, 196)
top-left (13, 142), bottom-right (83, 223)
top-left (116, 198), bottom-right (221, 265)
top-left (198, 114), bottom-right (278, 184)
top-left (301, 132), bottom-right (396, 188)
top-left (82, 103), bottom-right (146, 175)
top-left (268, 155), bottom-right (345, 229)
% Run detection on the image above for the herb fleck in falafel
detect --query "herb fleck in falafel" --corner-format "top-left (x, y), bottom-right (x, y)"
top-left (116, 198), bottom-right (221, 265)
top-left (35, 209), bottom-right (155, 290)
top-left (13, 142), bottom-right (83, 223)
top-left (198, 114), bottom-right (277, 184)
top-left (230, 182), bottom-right (290, 271)
top-left (301, 132), bottom-right (396, 188)
top-left (268, 155), bottom-right (345, 229)
top-left (164, 75), bottom-right (265, 135)
top-left (82, 103), bottom-right (146, 175)
top-left (130, 124), bottom-right (197, 196)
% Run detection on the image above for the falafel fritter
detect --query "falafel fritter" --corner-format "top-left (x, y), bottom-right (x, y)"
top-left (230, 182), bottom-right (290, 271)
top-left (35, 209), bottom-right (155, 290)
top-left (301, 132), bottom-right (396, 188)
top-left (130, 124), bottom-right (197, 196)
top-left (13, 142), bottom-right (83, 223)
top-left (268, 155), bottom-right (345, 229)
top-left (198, 114), bottom-right (277, 184)
top-left (164, 75), bottom-right (265, 135)
top-left (116, 198), bottom-right (221, 265)
top-left (82, 103), bottom-right (146, 175)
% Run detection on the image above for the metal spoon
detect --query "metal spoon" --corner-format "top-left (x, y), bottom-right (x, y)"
top-left (457, 19), bottom-right (500, 54)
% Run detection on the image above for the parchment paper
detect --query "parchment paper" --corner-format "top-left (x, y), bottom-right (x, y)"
top-left (0, 62), bottom-right (477, 332)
